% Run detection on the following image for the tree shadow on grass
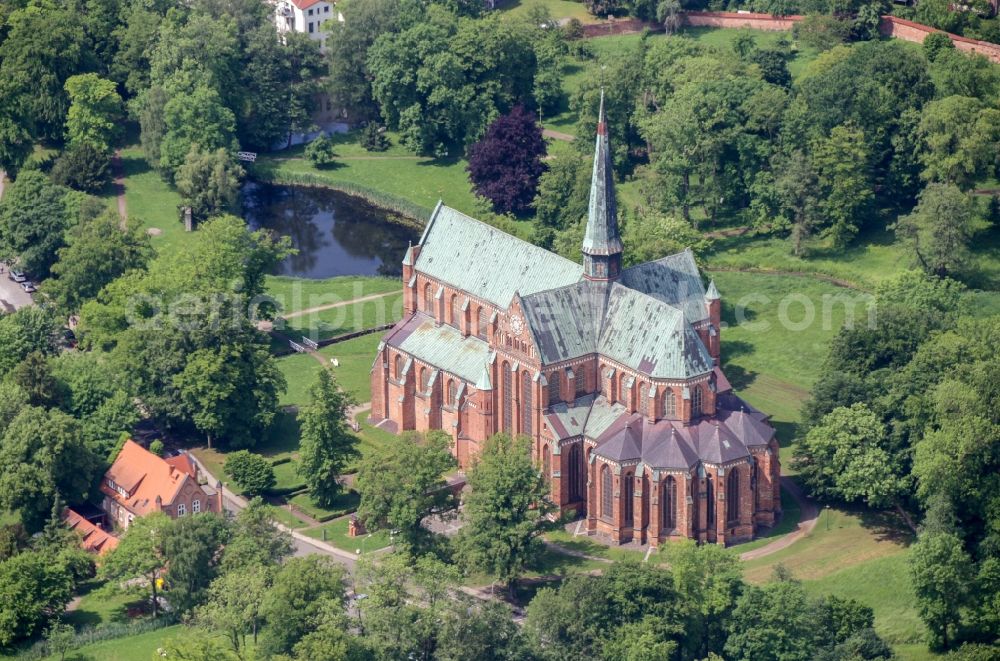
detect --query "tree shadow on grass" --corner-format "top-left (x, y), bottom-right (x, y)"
top-left (120, 154), bottom-right (151, 179)
top-left (858, 507), bottom-right (916, 547)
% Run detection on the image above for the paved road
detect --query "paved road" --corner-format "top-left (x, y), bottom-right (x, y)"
top-left (187, 452), bottom-right (359, 572)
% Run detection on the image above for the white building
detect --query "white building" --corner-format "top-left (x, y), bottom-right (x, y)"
top-left (274, 0), bottom-right (342, 49)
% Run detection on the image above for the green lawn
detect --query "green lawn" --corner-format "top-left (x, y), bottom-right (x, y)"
top-left (253, 143), bottom-right (484, 220)
top-left (497, 0), bottom-right (598, 23)
top-left (268, 503), bottom-right (311, 529)
top-left (277, 352), bottom-right (326, 407)
top-left (730, 487), bottom-right (802, 553)
top-left (712, 271), bottom-right (852, 444)
top-left (40, 624), bottom-right (185, 661)
top-left (118, 148), bottom-right (195, 259)
top-left (545, 529), bottom-right (651, 563)
top-left (265, 275), bottom-right (400, 317)
top-left (318, 332), bottom-right (385, 403)
top-left (61, 580), bottom-right (149, 630)
top-left (289, 489), bottom-right (360, 522)
top-left (283, 291), bottom-right (404, 341)
top-left (302, 515), bottom-right (392, 554)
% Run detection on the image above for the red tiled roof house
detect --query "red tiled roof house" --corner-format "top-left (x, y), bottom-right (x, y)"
top-left (101, 440), bottom-right (222, 529)
top-left (62, 508), bottom-right (119, 556)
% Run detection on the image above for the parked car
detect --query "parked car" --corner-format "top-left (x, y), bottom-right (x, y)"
top-left (9, 270), bottom-right (26, 283)
top-left (20, 281), bottom-right (36, 293)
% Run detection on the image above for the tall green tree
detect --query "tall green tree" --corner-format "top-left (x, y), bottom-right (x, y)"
top-left (910, 531), bottom-right (975, 650)
top-left (63, 73), bottom-right (123, 152)
top-left (198, 565), bottom-right (270, 655)
top-left (917, 96), bottom-right (1000, 191)
top-left (160, 513), bottom-right (231, 614)
top-left (223, 450), bottom-right (275, 497)
top-left (221, 498), bottom-right (294, 572)
top-left (794, 403), bottom-right (909, 511)
top-left (355, 431), bottom-right (457, 550)
top-left (0, 170), bottom-right (72, 277)
top-left (100, 512), bottom-right (171, 618)
top-left (0, 406), bottom-right (99, 531)
top-left (811, 123), bottom-right (873, 248)
top-left (457, 434), bottom-right (554, 594)
top-left (174, 147), bottom-right (243, 224)
top-left (259, 556), bottom-right (347, 656)
top-left (894, 183), bottom-right (978, 278)
top-left (298, 369), bottom-right (358, 508)
top-left (0, 552), bottom-right (75, 647)
top-left (0, 307), bottom-right (62, 377)
top-left (45, 212), bottom-right (152, 314)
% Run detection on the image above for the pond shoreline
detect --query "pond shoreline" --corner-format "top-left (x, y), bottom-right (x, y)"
top-left (247, 167), bottom-right (429, 231)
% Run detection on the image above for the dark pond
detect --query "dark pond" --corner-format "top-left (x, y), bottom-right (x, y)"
top-left (242, 182), bottom-right (420, 278)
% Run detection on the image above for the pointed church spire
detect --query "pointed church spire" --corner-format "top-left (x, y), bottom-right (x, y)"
top-left (475, 364), bottom-right (493, 391)
top-left (582, 89), bottom-right (623, 281)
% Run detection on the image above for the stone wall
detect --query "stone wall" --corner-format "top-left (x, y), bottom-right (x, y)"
top-left (683, 11), bottom-right (804, 30)
top-left (879, 16), bottom-right (1000, 63)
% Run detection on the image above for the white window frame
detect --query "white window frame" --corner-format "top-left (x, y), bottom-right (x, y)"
top-left (192, 499), bottom-right (200, 513)
top-left (177, 503), bottom-right (186, 516)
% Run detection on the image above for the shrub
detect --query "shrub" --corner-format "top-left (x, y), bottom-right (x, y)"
top-left (49, 144), bottom-right (110, 193)
top-left (793, 14), bottom-right (852, 51)
top-left (923, 32), bottom-right (955, 61)
top-left (149, 440), bottom-right (164, 457)
top-left (223, 450), bottom-right (276, 497)
top-left (361, 124), bottom-right (389, 152)
top-left (305, 135), bottom-right (338, 168)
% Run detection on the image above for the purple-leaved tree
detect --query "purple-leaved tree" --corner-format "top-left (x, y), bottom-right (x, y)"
top-left (466, 106), bottom-right (547, 216)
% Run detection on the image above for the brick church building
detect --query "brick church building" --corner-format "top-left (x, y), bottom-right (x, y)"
top-left (369, 97), bottom-right (781, 546)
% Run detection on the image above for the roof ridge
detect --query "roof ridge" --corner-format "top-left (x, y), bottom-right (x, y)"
top-left (422, 204), bottom-right (581, 271)
top-left (620, 248), bottom-right (698, 275)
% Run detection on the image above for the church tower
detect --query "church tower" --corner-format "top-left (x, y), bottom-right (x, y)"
top-left (582, 91), bottom-right (624, 281)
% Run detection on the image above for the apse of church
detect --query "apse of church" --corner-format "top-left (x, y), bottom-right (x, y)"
top-left (369, 93), bottom-right (781, 547)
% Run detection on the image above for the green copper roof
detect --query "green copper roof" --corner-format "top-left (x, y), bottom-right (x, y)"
top-left (384, 313), bottom-right (492, 384)
top-left (706, 279), bottom-right (720, 300)
top-left (620, 250), bottom-right (709, 324)
top-left (414, 204), bottom-right (582, 307)
top-left (582, 91), bottom-right (623, 258)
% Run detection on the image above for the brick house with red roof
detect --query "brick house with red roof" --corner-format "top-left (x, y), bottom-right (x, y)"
top-left (62, 508), bottom-right (118, 556)
top-left (101, 440), bottom-right (222, 530)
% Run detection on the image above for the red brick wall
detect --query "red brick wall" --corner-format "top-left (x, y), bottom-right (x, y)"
top-left (683, 11), bottom-right (804, 30)
top-left (880, 16), bottom-right (1000, 63)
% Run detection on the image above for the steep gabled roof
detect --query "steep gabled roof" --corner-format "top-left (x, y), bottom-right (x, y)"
top-left (102, 441), bottom-right (197, 516)
top-left (521, 280), bottom-right (609, 365)
top-left (599, 285), bottom-right (713, 380)
top-left (414, 204), bottom-right (582, 308)
top-left (620, 250), bottom-right (709, 324)
top-left (384, 312), bottom-right (492, 384)
top-left (63, 509), bottom-right (118, 556)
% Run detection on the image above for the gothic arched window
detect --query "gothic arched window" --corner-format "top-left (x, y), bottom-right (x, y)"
top-left (727, 469), bottom-right (740, 524)
top-left (639, 385), bottom-right (648, 417)
top-left (447, 380), bottom-right (457, 407)
top-left (423, 283), bottom-right (433, 314)
top-left (663, 476), bottom-right (676, 529)
top-left (420, 367), bottom-right (430, 392)
top-left (664, 389), bottom-right (676, 418)
top-left (568, 444), bottom-right (582, 501)
top-left (706, 476), bottom-right (715, 528)
top-left (477, 307), bottom-right (489, 339)
top-left (394, 354), bottom-right (403, 380)
top-left (575, 366), bottom-right (586, 398)
top-left (502, 362), bottom-right (512, 433)
top-left (522, 371), bottom-right (532, 436)
top-left (692, 387), bottom-right (703, 417)
top-left (542, 444), bottom-right (550, 479)
top-left (623, 472), bottom-right (634, 524)
top-left (601, 464), bottom-right (613, 519)
top-left (451, 295), bottom-right (462, 329)
top-left (549, 370), bottom-right (562, 406)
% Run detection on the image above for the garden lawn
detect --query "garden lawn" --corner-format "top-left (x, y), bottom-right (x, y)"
top-left (283, 291), bottom-right (404, 341)
top-left (289, 490), bottom-right (360, 522)
top-left (729, 486), bottom-right (801, 553)
top-left (253, 148), bottom-right (483, 219)
top-left (118, 148), bottom-right (194, 259)
top-left (41, 624), bottom-right (184, 661)
top-left (711, 271), bottom-right (850, 444)
top-left (61, 580), bottom-right (148, 630)
top-left (497, 0), bottom-right (599, 23)
top-left (268, 503), bottom-right (311, 529)
top-left (545, 529), bottom-right (650, 563)
top-left (278, 332), bottom-right (381, 408)
top-left (302, 515), bottom-right (392, 554)
top-left (265, 275), bottom-right (400, 316)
